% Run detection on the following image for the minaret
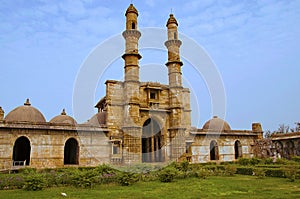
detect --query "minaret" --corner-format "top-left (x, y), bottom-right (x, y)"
top-left (165, 14), bottom-right (186, 160)
top-left (165, 14), bottom-right (183, 88)
top-left (122, 3), bottom-right (142, 83)
top-left (122, 4), bottom-right (142, 164)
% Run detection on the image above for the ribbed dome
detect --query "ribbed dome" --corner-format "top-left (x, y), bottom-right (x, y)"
top-left (166, 14), bottom-right (178, 26)
top-left (125, 4), bottom-right (138, 16)
top-left (50, 109), bottom-right (77, 125)
top-left (203, 116), bottom-right (231, 132)
top-left (86, 111), bottom-right (107, 126)
top-left (5, 99), bottom-right (46, 123)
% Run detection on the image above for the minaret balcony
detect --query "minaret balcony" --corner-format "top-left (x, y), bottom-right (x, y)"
top-left (122, 29), bottom-right (141, 39)
top-left (164, 39), bottom-right (182, 48)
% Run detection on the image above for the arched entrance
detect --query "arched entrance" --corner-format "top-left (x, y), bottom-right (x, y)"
top-left (142, 118), bottom-right (163, 162)
top-left (285, 141), bottom-right (295, 159)
top-left (13, 136), bottom-right (31, 166)
top-left (64, 138), bottom-right (79, 165)
top-left (234, 140), bottom-right (242, 159)
top-left (210, 140), bottom-right (219, 160)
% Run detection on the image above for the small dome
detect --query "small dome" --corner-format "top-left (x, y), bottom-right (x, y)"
top-left (86, 111), bottom-right (107, 126)
top-left (5, 99), bottom-right (46, 123)
top-left (125, 4), bottom-right (138, 16)
top-left (166, 14), bottom-right (178, 26)
top-left (50, 109), bottom-right (77, 125)
top-left (202, 116), bottom-right (231, 131)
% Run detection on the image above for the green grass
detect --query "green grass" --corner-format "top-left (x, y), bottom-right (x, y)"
top-left (1, 175), bottom-right (300, 199)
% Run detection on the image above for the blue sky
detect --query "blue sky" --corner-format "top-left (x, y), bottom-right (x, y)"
top-left (0, 0), bottom-right (299, 131)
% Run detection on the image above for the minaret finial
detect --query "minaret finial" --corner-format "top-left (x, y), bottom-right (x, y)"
top-left (61, 108), bottom-right (66, 115)
top-left (24, 98), bottom-right (31, 106)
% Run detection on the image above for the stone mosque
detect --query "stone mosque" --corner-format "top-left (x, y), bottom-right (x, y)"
top-left (0, 4), bottom-right (265, 170)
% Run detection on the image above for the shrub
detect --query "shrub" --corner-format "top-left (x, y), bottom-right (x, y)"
top-left (253, 168), bottom-right (265, 179)
top-left (236, 167), bottom-right (253, 175)
top-left (18, 167), bottom-right (37, 174)
top-left (71, 169), bottom-right (100, 188)
top-left (283, 166), bottom-right (297, 182)
top-left (196, 168), bottom-right (210, 179)
top-left (263, 158), bottom-right (274, 165)
top-left (275, 158), bottom-right (291, 165)
top-left (23, 173), bottom-right (46, 191)
top-left (237, 158), bottom-right (250, 166)
top-left (249, 158), bottom-right (261, 165)
top-left (291, 156), bottom-right (300, 163)
top-left (224, 165), bottom-right (237, 176)
top-left (264, 168), bottom-right (285, 178)
top-left (0, 175), bottom-right (25, 190)
top-left (117, 172), bottom-right (137, 186)
top-left (158, 167), bottom-right (177, 183)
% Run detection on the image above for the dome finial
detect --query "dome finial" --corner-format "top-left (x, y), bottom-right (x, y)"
top-left (61, 108), bottom-right (66, 115)
top-left (24, 98), bottom-right (31, 106)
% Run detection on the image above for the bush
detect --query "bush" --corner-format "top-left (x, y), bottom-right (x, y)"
top-left (18, 167), bottom-right (37, 174)
top-left (283, 166), bottom-right (297, 182)
top-left (23, 173), bottom-right (46, 191)
top-left (236, 167), bottom-right (253, 175)
top-left (196, 168), bottom-right (210, 179)
top-left (291, 156), bottom-right (300, 163)
top-left (0, 175), bottom-right (25, 190)
top-left (253, 168), bottom-right (265, 179)
top-left (224, 165), bottom-right (237, 176)
top-left (71, 169), bottom-right (99, 188)
top-left (264, 168), bottom-right (285, 178)
top-left (117, 172), bottom-right (137, 186)
top-left (263, 158), bottom-right (274, 165)
top-left (158, 167), bottom-right (177, 183)
top-left (237, 158), bottom-right (250, 166)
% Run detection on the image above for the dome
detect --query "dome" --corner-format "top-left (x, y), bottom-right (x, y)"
top-left (202, 116), bottom-right (231, 131)
top-left (5, 99), bottom-right (46, 123)
top-left (50, 109), bottom-right (77, 125)
top-left (166, 14), bottom-right (178, 26)
top-left (125, 4), bottom-right (138, 16)
top-left (86, 111), bottom-right (107, 126)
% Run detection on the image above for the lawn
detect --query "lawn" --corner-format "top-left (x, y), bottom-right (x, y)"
top-left (1, 175), bottom-right (299, 199)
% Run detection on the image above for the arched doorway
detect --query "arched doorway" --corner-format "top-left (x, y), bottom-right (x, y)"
top-left (13, 136), bottom-right (31, 166)
top-left (210, 140), bottom-right (219, 160)
top-left (64, 138), bottom-right (79, 165)
top-left (285, 141), bottom-right (295, 159)
top-left (234, 140), bottom-right (242, 159)
top-left (274, 141), bottom-right (283, 157)
top-left (142, 118), bottom-right (163, 162)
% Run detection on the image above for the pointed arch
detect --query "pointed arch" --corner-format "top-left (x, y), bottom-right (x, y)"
top-left (210, 140), bottom-right (219, 160)
top-left (234, 140), bottom-right (242, 159)
top-left (13, 136), bottom-right (31, 166)
top-left (64, 138), bottom-right (79, 165)
top-left (142, 118), bottom-right (164, 162)
top-left (132, 22), bottom-right (136, 29)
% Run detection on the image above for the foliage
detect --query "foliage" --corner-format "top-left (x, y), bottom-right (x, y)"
top-left (253, 168), bottom-right (265, 179)
top-left (196, 168), bottom-right (210, 179)
top-left (117, 172), bottom-right (138, 186)
top-left (291, 156), bottom-right (300, 163)
top-left (236, 167), bottom-right (253, 175)
top-left (283, 166), bottom-right (298, 182)
top-left (224, 165), bottom-right (237, 176)
top-left (158, 167), bottom-right (177, 183)
top-left (23, 173), bottom-right (46, 191)
top-left (0, 175), bottom-right (25, 190)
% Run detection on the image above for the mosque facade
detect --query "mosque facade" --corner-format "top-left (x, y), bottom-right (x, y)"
top-left (0, 4), bottom-right (264, 170)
